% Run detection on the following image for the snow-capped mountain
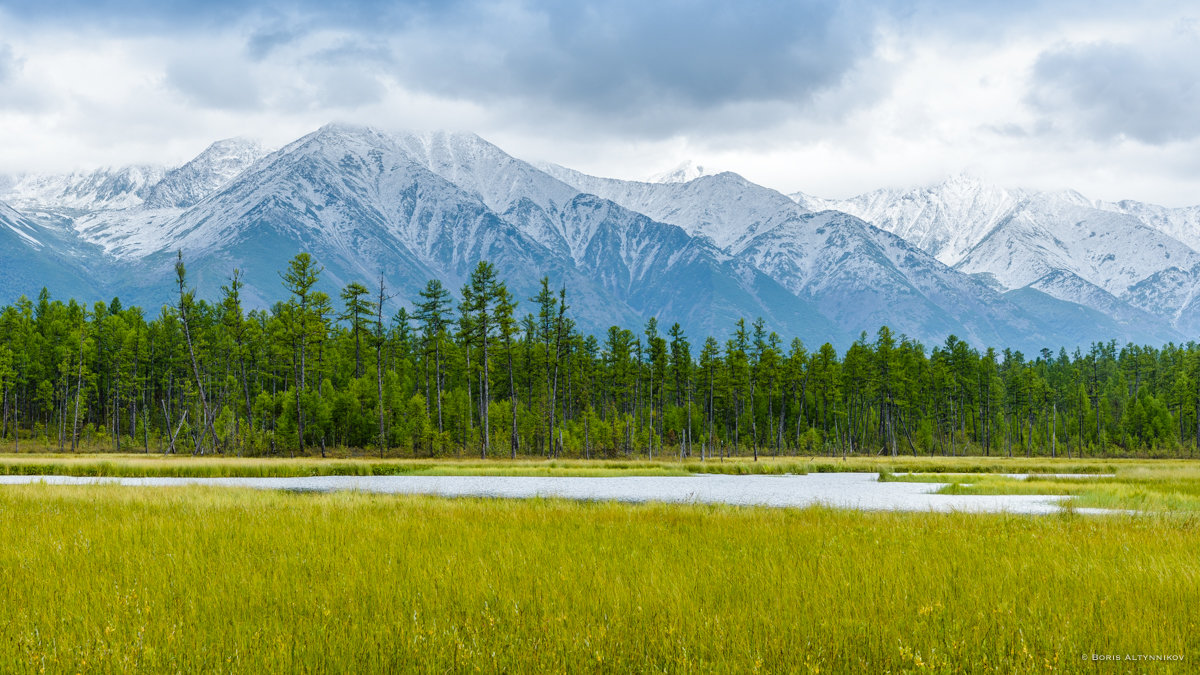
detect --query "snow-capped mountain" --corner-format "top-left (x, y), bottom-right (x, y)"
top-left (543, 163), bottom-right (1081, 348)
top-left (391, 130), bottom-right (840, 340)
top-left (729, 209), bottom-right (1100, 348)
top-left (795, 175), bottom-right (1200, 338)
top-left (106, 124), bottom-right (578, 313)
top-left (58, 138), bottom-right (268, 259)
top-left (1124, 266), bottom-right (1200, 336)
top-left (954, 193), bottom-right (1200, 297)
top-left (647, 160), bottom-right (715, 184)
top-left (2, 124), bottom-right (1196, 350)
top-left (1, 165), bottom-right (168, 212)
top-left (1097, 199), bottom-right (1200, 252)
top-left (394, 131), bottom-right (583, 259)
top-left (15, 124), bottom-right (828, 341)
top-left (1, 138), bottom-right (264, 227)
top-left (792, 174), bottom-right (1027, 266)
top-left (541, 164), bottom-right (806, 250)
top-left (143, 138), bottom-right (267, 209)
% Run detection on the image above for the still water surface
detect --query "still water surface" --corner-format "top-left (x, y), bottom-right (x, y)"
top-left (0, 472), bottom-right (1116, 514)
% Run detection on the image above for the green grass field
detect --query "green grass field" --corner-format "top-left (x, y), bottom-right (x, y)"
top-left (1, 485), bottom-right (1196, 673)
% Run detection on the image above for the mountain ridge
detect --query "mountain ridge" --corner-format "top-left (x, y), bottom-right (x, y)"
top-left (2, 126), bottom-right (1196, 352)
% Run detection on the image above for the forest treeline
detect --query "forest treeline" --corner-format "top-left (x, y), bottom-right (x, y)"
top-left (0, 253), bottom-right (1198, 459)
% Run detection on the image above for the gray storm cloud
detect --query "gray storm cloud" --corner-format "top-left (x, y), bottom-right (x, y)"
top-left (388, 1), bottom-right (873, 113)
top-left (216, 0), bottom-right (883, 137)
top-left (3, 0), bottom-right (1200, 205)
top-left (1029, 33), bottom-right (1200, 144)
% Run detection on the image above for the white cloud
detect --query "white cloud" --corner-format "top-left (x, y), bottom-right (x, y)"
top-left (1, 2), bottom-right (1199, 207)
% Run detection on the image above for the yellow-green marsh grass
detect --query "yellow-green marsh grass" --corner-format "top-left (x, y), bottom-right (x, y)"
top-left (0, 454), bottom-right (701, 478)
top-left (0, 452), bottom-right (1161, 479)
top-left (881, 463), bottom-right (1200, 512)
top-left (2, 485), bottom-right (1197, 672)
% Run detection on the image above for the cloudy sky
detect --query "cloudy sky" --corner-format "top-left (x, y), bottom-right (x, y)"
top-left (1, 0), bottom-right (1198, 204)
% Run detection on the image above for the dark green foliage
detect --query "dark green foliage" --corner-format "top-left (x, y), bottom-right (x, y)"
top-left (1, 253), bottom-right (1200, 458)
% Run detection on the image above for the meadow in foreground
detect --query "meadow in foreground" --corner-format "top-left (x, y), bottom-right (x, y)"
top-left (2, 485), bottom-right (1196, 672)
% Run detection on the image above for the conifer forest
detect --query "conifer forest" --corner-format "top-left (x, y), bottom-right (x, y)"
top-left (1, 252), bottom-right (1198, 460)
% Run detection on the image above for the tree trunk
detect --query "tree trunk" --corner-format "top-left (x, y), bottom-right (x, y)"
top-left (464, 344), bottom-right (472, 454)
top-left (71, 330), bottom-right (85, 452)
top-left (548, 299), bottom-right (567, 459)
top-left (507, 337), bottom-right (518, 459)
top-left (750, 375), bottom-right (758, 461)
top-left (377, 281), bottom-right (388, 459)
top-left (435, 338), bottom-right (444, 437)
top-left (1052, 401), bottom-right (1057, 458)
top-left (481, 329), bottom-right (490, 460)
top-left (178, 283), bottom-right (218, 456)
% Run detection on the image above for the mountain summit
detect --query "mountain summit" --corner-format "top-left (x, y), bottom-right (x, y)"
top-left (1, 126), bottom-right (1197, 350)
top-left (647, 160), bottom-right (715, 184)
top-left (794, 175), bottom-right (1200, 338)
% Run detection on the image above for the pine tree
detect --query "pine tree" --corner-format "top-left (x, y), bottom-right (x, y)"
top-left (339, 282), bottom-right (373, 379)
top-left (280, 253), bottom-right (322, 454)
top-left (416, 279), bottom-right (452, 438)
top-left (494, 282), bottom-right (520, 459)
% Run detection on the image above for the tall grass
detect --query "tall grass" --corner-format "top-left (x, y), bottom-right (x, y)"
top-left (1, 485), bottom-right (1196, 672)
top-left (0, 455), bottom-right (697, 478)
top-left (908, 465), bottom-right (1200, 512)
top-left (0, 452), bottom-right (1161, 479)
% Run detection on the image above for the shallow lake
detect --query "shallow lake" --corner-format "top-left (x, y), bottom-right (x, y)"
top-left (0, 472), bottom-right (1118, 514)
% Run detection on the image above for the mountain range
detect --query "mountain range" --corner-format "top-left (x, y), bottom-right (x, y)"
top-left (1, 124), bottom-right (1196, 351)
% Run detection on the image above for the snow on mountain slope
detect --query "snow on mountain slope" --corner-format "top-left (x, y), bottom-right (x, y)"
top-left (394, 131), bottom-right (840, 341)
top-left (0, 198), bottom-right (105, 302)
top-left (393, 131), bottom-right (582, 259)
top-left (5, 125), bottom-right (1197, 348)
top-left (541, 163), bottom-right (1094, 347)
top-left (61, 139), bottom-right (267, 258)
top-left (556, 193), bottom-right (842, 342)
top-left (71, 208), bottom-right (186, 258)
top-left (792, 174), bottom-right (1027, 266)
top-left (1, 165), bottom-right (167, 211)
top-left (1, 199), bottom-right (42, 249)
top-left (647, 160), bottom-right (715, 184)
top-left (542, 163), bottom-right (1136, 348)
top-left (541, 164), bottom-right (807, 249)
top-left (795, 173), bottom-right (1200, 337)
top-left (1097, 199), bottom-right (1200, 252)
top-left (1123, 264), bottom-right (1200, 335)
top-left (954, 194), bottom-right (1200, 297)
top-left (10, 124), bottom-right (829, 339)
top-left (143, 138), bottom-right (267, 209)
top-left (1173, 280), bottom-right (1200, 335)
top-left (1019, 269), bottom-right (1182, 345)
top-left (129, 124), bottom-right (539, 303)
top-left (394, 131), bottom-right (577, 214)
top-left (87, 124), bottom-right (642, 333)
top-left (2, 141), bottom-right (264, 261)
top-left (730, 209), bottom-right (1067, 350)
